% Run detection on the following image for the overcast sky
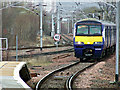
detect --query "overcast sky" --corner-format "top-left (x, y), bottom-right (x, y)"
top-left (44, 0), bottom-right (117, 2)
top-left (1, 0), bottom-right (118, 2)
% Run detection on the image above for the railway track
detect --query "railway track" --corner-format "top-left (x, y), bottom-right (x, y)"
top-left (62, 34), bottom-right (73, 41)
top-left (3, 45), bottom-right (74, 61)
top-left (12, 47), bottom-right (74, 59)
top-left (4, 44), bottom-right (72, 51)
top-left (61, 34), bottom-right (73, 45)
top-left (65, 62), bottom-right (97, 90)
top-left (35, 60), bottom-right (98, 90)
top-left (61, 36), bottom-right (70, 45)
top-left (52, 53), bottom-right (72, 59)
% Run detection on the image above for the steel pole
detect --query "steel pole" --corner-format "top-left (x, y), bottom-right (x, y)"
top-left (0, 39), bottom-right (2, 61)
top-left (103, 12), bottom-right (104, 20)
top-left (115, 0), bottom-right (120, 82)
top-left (72, 18), bottom-right (74, 34)
top-left (40, 5), bottom-right (42, 51)
top-left (16, 35), bottom-right (18, 61)
top-left (51, 14), bottom-right (55, 37)
top-left (59, 18), bottom-right (61, 34)
top-left (0, 1), bottom-right (2, 61)
top-left (68, 18), bottom-right (70, 34)
top-left (57, 6), bottom-right (60, 34)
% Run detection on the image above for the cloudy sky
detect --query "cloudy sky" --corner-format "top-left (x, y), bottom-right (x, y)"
top-left (44, 0), bottom-right (116, 2)
top-left (1, 0), bottom-right (117, 2)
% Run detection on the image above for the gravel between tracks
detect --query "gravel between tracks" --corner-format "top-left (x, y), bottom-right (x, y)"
top-left (73, 54), bottom-right (120, 89)
top-left (26, 52), bottom-right (78, 89)
top-left (27, 52), bottom-right (120, 89)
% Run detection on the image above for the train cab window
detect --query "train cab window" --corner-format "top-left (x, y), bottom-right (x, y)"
top-left (89, 25), bottom-right (101, 35)
top-left (76, 25), bottom-right (101, 36)
top-left (76, 25), bottom-right (88, 35)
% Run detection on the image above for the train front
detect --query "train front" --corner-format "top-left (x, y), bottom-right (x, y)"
top-left (73, 20), bottom-right (104, 60)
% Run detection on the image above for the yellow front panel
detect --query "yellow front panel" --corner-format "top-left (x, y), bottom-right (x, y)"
top-left (75, 36), bottom-right (103, 44)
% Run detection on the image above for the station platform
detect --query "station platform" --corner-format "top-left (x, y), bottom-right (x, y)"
top-left (0, 61), bottom-right (31, 89)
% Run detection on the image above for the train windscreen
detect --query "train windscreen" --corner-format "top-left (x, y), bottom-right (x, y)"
top-left (76, 25), bottom-right (102, 36)
top-left (77, 25), bottom-right (88, 35)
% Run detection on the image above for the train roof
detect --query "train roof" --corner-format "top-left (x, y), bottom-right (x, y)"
top-left (76, 18), bottom-right (116, 26)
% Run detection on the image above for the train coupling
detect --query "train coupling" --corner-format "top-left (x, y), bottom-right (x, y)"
top-left (83, 49), bottom-right (93, 57)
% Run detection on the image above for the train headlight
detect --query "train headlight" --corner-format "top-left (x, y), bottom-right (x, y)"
top-left (75, 41), bottom-right (84, 44)
top-left (94, 42), bottom-right (103, 45)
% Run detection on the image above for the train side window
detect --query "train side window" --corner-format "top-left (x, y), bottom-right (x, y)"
top-left (113, 26), bottom-right (116, 36)
top-left (105, 26), bottom-right (107, 39)
top-left (110, 26), bottom-right (112, 36)
top-left (111, 26), bottom-right (113, 36)
top-left (112, 26), bottom-right (114, 36)
top-left (108, 26), bottom-right (110, 36)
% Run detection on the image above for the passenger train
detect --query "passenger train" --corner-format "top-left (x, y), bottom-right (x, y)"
top-left (73, 18), bottom-right (116, 61)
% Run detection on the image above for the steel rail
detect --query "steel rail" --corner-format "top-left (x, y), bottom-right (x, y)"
top-left (65, 62), bottom-right (98, 90)
top-left (61, 36), bottom-right (71, 44)
top-left (62, 34), bottom-right (73, 42)
top-left (61, 34), bottom-right (73, 45)
top-left (35, 61), bottom-right (80, 90)
top-left (11, 48), bottom-right (74, 59)
top-left (4, 44), bottom-right (72, 51)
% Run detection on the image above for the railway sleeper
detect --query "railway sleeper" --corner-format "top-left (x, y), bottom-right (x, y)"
top-left (53, 54), bottom-right (71, 59)
top-left (54, 76), bottom-right (69, 80)
top-left (26, 49), bottom-right (35, 57)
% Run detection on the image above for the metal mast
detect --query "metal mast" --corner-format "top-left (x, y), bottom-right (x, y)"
top-left (57, 6), bottom-right (60, 34)
top-left (40, 1), bottom-right (43, 51)
top-left (0, 1), bottom-right (2, 61)
top-left (115, 0), bottom-right (120, 82)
